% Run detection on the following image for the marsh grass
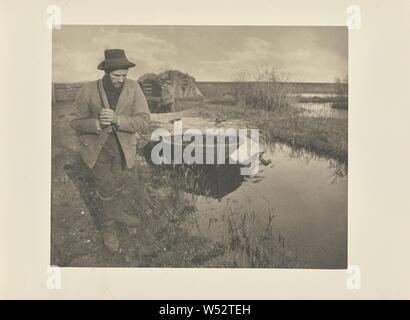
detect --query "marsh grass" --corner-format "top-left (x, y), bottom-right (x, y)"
top-left (220, 202), bottom-right (301, 268)
top-left (127, 157), bottom-right (301, 268)
top-left (107, 159), bottom-right (230, 267)
top-left (233, 68), bottom-right (295, 112)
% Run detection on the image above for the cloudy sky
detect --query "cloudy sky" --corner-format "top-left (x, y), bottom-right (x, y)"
top-left (53, 25), bottom-right (347, 83)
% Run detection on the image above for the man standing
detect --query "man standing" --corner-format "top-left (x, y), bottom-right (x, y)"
top-left (159, 77), bottom-right (175, 113)
top-left (70, 49), bottom-right (150, 252)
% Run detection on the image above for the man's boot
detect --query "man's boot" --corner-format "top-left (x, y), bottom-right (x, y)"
top-left (99, 197), bottom-right (121, 253)
top-left (102, 224), bottom-right (119, 253)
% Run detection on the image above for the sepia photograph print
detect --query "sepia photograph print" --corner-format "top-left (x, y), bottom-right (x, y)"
top-left (51, 25), bottom-right (348, 269)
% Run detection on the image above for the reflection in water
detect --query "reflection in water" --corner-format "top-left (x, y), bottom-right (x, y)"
top-left (143, 139), bottom-right (347, 269)
top-left (142, 135), bottom-right (255, 199)
top-left (272, 143), bottom-right (348, 178)
top-left (289, 94), bottom-right (348, 119)
top-left (148, 162), bottom-right (245, 199)
top-left (193, 143), bottom-right (347, 269)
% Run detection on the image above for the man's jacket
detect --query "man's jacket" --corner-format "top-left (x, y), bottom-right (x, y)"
top-left (70, 79), bottom-right (150, 169)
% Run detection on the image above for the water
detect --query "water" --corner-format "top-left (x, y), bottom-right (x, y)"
top-left (192, 144), bottom-right (347, 268)
top-left (299, 102), bottom-right (348, 119)
top-left (289, 93), bottom-right (348, 119)
top-left (145, 141), bottom-right (347, 269)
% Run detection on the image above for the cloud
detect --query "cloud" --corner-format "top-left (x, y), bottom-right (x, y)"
top-left (197, 36), bottom-right (347, 82)
top-left (52, 27), bottom-right (348, 83)
top-left (200, 38), bottom-right (280, 70)
top-left (53, 29), bottom-right (178, 82)
top-left (197, 37), bottom-right (305, 81)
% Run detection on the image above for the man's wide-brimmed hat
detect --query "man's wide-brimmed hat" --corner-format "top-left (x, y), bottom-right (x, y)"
top-left (97, 49), bottom-right (136, 71)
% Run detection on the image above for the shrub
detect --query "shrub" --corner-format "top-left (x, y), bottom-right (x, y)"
top-left (233, 68), bottom-right (295, 112)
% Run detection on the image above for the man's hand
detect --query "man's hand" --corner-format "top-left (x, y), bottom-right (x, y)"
top-left (99, 109), bottom-right (119, 127)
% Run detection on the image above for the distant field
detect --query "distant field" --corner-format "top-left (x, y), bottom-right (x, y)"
top-left (52, 81), bottom-right (345, 103)
top-left (196, 81), bottom-right (342, 97)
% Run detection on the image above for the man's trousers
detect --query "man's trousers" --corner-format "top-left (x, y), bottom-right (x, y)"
top-left (92, 134), bottom-right (126, 227)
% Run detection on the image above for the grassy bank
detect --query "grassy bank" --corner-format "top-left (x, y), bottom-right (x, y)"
top-left (175, 99), bottom-right (348, 164)
top-left (238, 104), bottom-right (348, 163)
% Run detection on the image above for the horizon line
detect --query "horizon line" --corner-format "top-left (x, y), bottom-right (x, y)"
top-left (52, 79), bottom-right (347, 85)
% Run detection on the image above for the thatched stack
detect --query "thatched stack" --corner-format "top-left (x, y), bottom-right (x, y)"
top-left (138, 70), bottom-right (203, 99)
